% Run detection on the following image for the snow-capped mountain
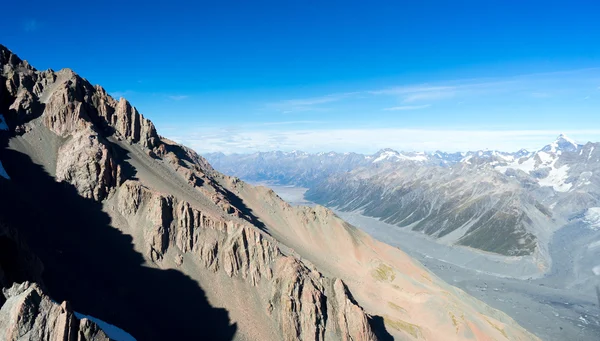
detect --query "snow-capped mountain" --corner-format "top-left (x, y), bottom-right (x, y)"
top-left (371, 148), bottom-right (429, 163)
top-left (541, 133), bottom-right (579, 153)
top-left (205, 134), bottom-right (600, 262)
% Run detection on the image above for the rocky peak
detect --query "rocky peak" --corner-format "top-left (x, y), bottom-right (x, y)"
top-left (514, 148), bottom-right (531, 158)
top-left (0, 44), bottom-right (24, 68)
top-left (372, 148), bottom-right (400, 162)
top-left (541, 133), bottom-right (579, 154)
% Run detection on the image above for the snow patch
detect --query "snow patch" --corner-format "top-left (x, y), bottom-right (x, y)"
top-left (496, 153), bottom-right (514, 162)
top-left (372, 150), bottom-right (427, 163)
top-left (583, 207), bottom-right (600, 230)
top-left (74, 312), bottom-right (136, 341)
top-left (588, 240), bottom-right (600, 250)
top-left (397, 153), bottom-right (428, 162)
top-left (589, 146), bottom-right (595, 160)
top-left (0, 161), bottom-right (9, 180)
top-left (538, 164), bottom-right (572, 192)
top-left (496, 153), bottom-right (571, 192)
top-left (0, 114), bottom-right (8, 131)
top-left (495, 156), bottom-right (536, 174)
top-left (373, 150), bottom-right (399, 163)
top-left (536, 151), bottom-right (554, 165)
top-left (461, 155), bottom-right (473, 164)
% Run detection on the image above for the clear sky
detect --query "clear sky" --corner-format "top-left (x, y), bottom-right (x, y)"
top-left (2, 0), bottom-right (600, 153)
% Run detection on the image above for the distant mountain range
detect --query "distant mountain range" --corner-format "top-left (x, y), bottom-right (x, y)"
top-left (205, 134), bottom-right (600, 263)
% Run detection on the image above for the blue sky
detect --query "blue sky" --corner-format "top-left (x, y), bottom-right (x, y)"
top-left (2, 1), bottom-right (600, 153)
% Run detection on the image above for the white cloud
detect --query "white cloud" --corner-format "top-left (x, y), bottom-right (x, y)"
top-left (166, 127), bottom-right (600, 155)
top-left (281, 93), bottom-right (355, 106)
top-left (383, 104), bottom-right (431, 111)
top-left (109, 90), bottom-right (136, 99)
top-left (168, 95), bottom-right (189, 101)
top-left (267, 92), bottom-right (358, 113)
top-left (403, 91), bottom-right (455, 103)
top-left (368, 85), bottom-right (455, 96)
top-left (264, 68), bottom-right (600, 114)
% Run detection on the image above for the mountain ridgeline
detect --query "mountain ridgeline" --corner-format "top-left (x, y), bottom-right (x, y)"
top-left (0, 44), bottom-right (539, 340)
top-left (206, 135), bottom-right (600, 264)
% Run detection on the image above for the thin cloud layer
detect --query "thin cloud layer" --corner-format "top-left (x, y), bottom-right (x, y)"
top-left (383, 104), bottom-right (431, 111)
top-left (169, 127), bottom-right (600, 154)
top-left (262, 68), bottom-right (600, 115)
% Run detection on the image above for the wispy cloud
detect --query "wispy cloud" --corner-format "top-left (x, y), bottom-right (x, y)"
top-left (168, 127), bottom-right (600, 154)
top-left (110, 90), bottom-right (136, 99)
top-left (23, 19), bottom-right (39, 32)
top-left (282, 93), bottom-right (354, 106)
top-left (255, 120), bottom-right (323, 126)
top-left (383, 104), bottom-right (431, 111)
top-left (267, 92), bottom-right (358, 113)
top-left (168, 95), bottom-right (189, 101)
top-left (266, 68), bottom-right (600, 115)
top-left (369, 85), bottom-right (455, 96)
top-left (403, 91), bottom-right (455, 103)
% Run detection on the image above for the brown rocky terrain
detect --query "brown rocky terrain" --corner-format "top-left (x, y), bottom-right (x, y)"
top-left (0, 282), bottom-right (109, 341)
top-left (0, 44), bottom-right (538, 340)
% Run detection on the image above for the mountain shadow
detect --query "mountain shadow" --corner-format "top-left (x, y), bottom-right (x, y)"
top-left (0, 143), bottom-right (237, 340)
top-left (368, 315), bottom-right (393, 341)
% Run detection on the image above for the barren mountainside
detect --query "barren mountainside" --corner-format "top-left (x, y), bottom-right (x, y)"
top-left (0, 44), bottom-right (538, 340)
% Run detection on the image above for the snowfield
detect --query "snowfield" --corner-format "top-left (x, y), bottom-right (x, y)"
top-left (584, 207), bottom-right (600, 230)
top-left (74, 312), bottom-right (136, 341)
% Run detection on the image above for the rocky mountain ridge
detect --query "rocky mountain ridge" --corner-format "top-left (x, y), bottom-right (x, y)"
top-left (0, 44), bottom-right (538, 340)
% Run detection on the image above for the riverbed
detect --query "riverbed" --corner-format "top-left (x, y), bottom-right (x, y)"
top-left (256, 182), bottom-right (600, 341)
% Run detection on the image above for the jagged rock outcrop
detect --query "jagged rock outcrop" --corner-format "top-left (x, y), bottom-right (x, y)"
top-left (269, 258), bottom-right (327, 341)
top-left (328, 279), bottom-right (375, 341)
top-left (0, 282), bottom-right (109, 341)
top-left (116, 180), bottom-right (280, 284)
top-left (0, 44), bottom-right (540, 341)
top-left (55, 130), bottom-right (122, 201)
top-left (115, 179), bottom-right (376, 340)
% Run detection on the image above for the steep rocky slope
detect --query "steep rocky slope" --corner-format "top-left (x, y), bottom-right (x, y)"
top-left (305, 160), bottom-right (552, 258)
top-left (0, 44), bottom-right (537, 340)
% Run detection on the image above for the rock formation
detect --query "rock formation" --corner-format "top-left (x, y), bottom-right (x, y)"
top-left (0, 44), bottom-right (539, 340)
top-left (0, 282), bottom-right (109, 341)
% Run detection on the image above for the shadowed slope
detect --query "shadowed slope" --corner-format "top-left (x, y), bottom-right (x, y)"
top-left (0, 143), bottom-right (237, 341)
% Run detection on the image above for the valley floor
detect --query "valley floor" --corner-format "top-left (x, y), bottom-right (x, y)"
top-left (258, 183), bottom-right (600, 341)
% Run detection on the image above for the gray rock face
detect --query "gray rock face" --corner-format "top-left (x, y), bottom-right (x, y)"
top-left (0, 282), bottom-right (109, 341)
